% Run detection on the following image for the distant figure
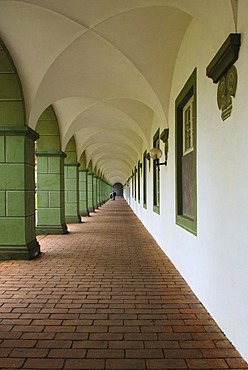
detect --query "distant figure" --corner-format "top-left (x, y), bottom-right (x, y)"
top-left (112, 191), bottom-right (116, 200)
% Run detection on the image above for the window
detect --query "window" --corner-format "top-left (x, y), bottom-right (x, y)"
top-left (183, 96), bottom-right (194, 155)
top-left (175, 69), bottom-right (197, 235)
top-left (137, 161), bottom-right (141, 203)
top-left (153, 130), bottom-right (160, 214)
top-left (134, 167), bottom-right (137, 200)
top-left (143, 151), bottom-right (147, 208)
top-left (131, 171), bottom-right (134, 198)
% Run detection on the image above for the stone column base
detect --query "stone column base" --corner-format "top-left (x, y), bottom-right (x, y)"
top-left (80, 210), bottom-right (90, 217)
top-left (0, 239), bottom-right (40, 261)
top-left (36, 223), bottom-right (68, 235)
top-left (65, 215), bottom-right (82, 224)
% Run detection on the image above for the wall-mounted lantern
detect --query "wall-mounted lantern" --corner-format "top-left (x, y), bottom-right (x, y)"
top-left (150, 128), bottom-right (169, 170)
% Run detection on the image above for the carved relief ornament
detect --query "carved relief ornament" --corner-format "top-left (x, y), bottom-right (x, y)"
top-left (206, 33), bottom-right (241, 121)
top-left (217, 65), bottom-right (237, 121)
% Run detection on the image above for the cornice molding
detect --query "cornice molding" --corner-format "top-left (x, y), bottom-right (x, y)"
top-left (206, 33), bottom-right (241, 83)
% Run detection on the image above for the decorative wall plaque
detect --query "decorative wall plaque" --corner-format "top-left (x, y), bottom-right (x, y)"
top-left (217, 65), bottom-right (237, 121)
top-left (206, 33), bottom-right (240, 121)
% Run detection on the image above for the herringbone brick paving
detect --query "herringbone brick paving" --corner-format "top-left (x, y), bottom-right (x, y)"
top-left (0, 197), bottom-right (247, 369)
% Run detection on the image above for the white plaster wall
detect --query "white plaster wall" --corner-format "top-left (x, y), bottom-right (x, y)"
top-left (125, 1), bottom-right (248, 362)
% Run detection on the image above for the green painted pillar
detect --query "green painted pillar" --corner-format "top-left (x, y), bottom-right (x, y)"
top-left (79, 167), bottom-right (89, 217)
top-left (103, 181), bottom-right (108, 203)
top-left (102, 181), bottom-right (106, 202)
top-left (36, 150), bottom-right (67, 234)
top-left (64, 162), bottom-right (81, 223)
top-left (97, 177), bottom-right (101, 207)
top-left (93, 175), bottom-right (98, 210)
top-left (100, 179), bottom-right (104, 205)
top-left (102, 180), bottom-right (108, 203)
top-left (87, 171), bottom-right (94, 213)
top-left (108, 184), bottom-right (112, 201)
top-left (99, 178), bottom-right (103, 205)
top-left (0, 126), bottom-right (40, 260)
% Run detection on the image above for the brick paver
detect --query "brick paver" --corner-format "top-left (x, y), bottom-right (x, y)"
top-left (0, 197), bottom-right (247, 369)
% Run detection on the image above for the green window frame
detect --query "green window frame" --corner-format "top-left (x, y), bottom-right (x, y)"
top-left (175, 68), bottom-right (197, 235)
top-left (131, 171), bottom-right (134, 198)
top-left (137, 161), bottom-right (141, 203)
top-left (153, 129), bottom-right (160, 214)
top-left (143, 151), bottom-right (147, 209)
top-left (134, 166), bottom-right (137, 201)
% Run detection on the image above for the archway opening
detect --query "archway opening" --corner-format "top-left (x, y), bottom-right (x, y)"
top-left (113, 182), bottom-right (123, 196)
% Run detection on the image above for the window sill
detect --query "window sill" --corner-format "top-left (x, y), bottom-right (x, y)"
top-left (176, 215), bottom-right (197, 236)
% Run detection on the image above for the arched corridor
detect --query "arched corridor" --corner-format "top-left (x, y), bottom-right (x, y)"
top-left (0, 0), bottom-right (248, 364)
top-left (0, 198), bottom-right (247, 370)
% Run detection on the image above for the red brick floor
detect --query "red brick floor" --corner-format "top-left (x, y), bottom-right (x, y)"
top-left (0, 197), bottom-right (247, 369)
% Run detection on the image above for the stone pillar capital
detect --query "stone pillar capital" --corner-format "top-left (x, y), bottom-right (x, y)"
top-left (79, 168), bottom-right (89, 173)
top-left (35, 150), bottom-right (66, 158)
top-left (64, 161), bottom-right (80, 167)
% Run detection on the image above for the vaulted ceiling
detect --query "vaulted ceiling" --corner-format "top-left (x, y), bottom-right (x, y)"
top-left (0, 0), bottom-right (234, 184)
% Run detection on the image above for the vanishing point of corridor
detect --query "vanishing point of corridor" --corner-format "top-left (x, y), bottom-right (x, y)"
top-left (0, 198), bottom-right (247, 370)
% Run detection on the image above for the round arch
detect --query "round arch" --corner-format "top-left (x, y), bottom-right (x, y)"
top-left (113, 182), bottom-right (123, 196)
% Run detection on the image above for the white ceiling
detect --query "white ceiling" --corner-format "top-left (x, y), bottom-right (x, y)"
top-left (0, 0), bottom-right (234, 184)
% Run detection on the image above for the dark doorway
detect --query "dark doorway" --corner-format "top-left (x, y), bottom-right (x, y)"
top-left (113, 183), bottom-right (123, 196)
